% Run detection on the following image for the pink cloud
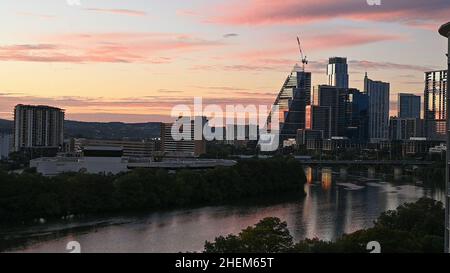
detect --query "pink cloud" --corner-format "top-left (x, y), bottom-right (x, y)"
top-left (231, 30), bottom-right (405, 64)
top-left (305, 31), bottom-right (405, 51)
top-left (0, 32), bottom-right (224, 64)
top-left (203, 30), bottom-right (408, 73)
top-left (0, 92), bottom-right (274, 122)
top-left (84, 8), bottom-right (147, 17)
top-left (349, 60), bottom-right (436, 72)
top-left (204, 0), bottom-right (450, 27)
top-left (191, 57), bottom-right (436, 76)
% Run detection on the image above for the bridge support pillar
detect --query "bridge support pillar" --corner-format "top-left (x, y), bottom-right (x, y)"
top-left (394, 167), bottom-right (403, 180)
top-left (368, 167), bottom-right (376, 178)
top-left (340, 167), bottom-right (348, 179)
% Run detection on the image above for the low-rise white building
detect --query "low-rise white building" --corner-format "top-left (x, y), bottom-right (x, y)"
top-left (30, 146), bottom-right (128, 176)
top-left (30, 145), bottom-right (237, 176)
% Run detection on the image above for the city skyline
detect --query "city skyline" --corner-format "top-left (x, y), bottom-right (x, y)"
top-left (0, 0), bottom-right (449, 122)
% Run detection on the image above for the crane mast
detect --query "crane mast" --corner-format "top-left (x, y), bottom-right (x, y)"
top-left (297, 36), bottom-right (308, 71)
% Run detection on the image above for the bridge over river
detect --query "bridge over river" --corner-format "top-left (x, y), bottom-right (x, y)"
top-left (296, 159), bottom-right (433, 167)
top-left (295, 158), bottom-right (434, 177)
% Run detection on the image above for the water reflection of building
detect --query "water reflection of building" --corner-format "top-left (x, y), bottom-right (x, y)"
top-left (321, 168), bottom-right (333, 191)
top-left (296, 166), bottom-right (447, 246)
top-left (305, 166), bottom-right (313, 184)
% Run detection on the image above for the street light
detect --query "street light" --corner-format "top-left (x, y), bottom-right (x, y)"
top-left (438, 21), bottom-right (450, 254)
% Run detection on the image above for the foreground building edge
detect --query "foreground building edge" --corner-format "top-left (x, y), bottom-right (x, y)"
top-left (439, 21), bottom-right (450, 254)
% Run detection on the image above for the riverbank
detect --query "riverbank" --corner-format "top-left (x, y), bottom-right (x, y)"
top-left (1, 167), bottom-right (443, 253)
top-left (205, 198), bottom-right (445, 253)
top-left (0, 157), bottom-right (306, 225)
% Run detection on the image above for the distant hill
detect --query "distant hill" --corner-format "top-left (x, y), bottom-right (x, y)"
top-left (65, 120), bottom-right (161, 140)
top-left (0, 119), bottom-right (161, 140)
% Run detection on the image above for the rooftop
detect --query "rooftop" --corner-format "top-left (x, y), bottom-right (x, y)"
top-left (15, 104), bottom-right (65, 112)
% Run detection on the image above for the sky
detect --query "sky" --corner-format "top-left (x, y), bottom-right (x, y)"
top-left (0, 0), bottom-right (449, 122)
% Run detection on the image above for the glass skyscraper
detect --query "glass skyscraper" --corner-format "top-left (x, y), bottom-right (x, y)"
top-left (312, 85), bottom-right (349, 138)
top-left (327, 57), bottom-right (349, 89)
top-left (424, 70), bottom-right (448, 140)
top-left (347, 88), bottom-right (369, 143)
top-left (364, 73), bottom-right (390, 142)
top-left (398, 93), bottom-right (421, 119)
top-left (269, 64), bottom-right (311, 143)
top-left (305, 105), bottom-right (332, 139)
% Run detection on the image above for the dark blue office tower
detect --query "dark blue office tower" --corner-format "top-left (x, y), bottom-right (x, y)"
top-left (347, 88), bottom-right (369, 143)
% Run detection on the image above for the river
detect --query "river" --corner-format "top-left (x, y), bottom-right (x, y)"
top-left (0, 167), bottom-right (445, 253)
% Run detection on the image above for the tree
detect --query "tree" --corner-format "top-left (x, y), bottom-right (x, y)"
top-left (0, 157), bottom-right (307, 224)
top-left (205, 217), bottom-right (294, 253)
top-left (374, 198), bottom-right (444, 237)
top-left (204, 198), bottom-right (445, 253)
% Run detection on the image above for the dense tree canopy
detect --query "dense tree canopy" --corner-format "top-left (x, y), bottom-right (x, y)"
top-left (0, 157), bottom-right (306, 224)
top-left (205, 217), bottom-right (294, 253)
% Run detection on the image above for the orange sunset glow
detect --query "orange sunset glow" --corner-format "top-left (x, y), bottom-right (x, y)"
top-left (0, 0), bottom-right (449, 122)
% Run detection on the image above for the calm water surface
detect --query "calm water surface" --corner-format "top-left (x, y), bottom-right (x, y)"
top-left (1, 167), bottom-right (444, 253)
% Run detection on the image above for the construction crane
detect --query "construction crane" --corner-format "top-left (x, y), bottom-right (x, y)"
top-left (296, 36), bottom-right (308, 71)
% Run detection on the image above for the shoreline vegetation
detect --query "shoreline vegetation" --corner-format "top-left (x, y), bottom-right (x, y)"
top-left (204, 198), bottom-right (445, 253)
top-left (0, 157), bottom-right (306, 225)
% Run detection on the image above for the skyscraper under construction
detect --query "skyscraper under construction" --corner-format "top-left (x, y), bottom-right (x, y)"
top-left (269, 64), bottom-right (311, 143)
